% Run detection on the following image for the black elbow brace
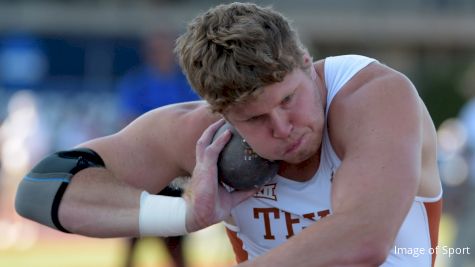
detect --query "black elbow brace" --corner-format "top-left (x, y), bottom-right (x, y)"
top-left (15, 148), bottom-right (105, 232)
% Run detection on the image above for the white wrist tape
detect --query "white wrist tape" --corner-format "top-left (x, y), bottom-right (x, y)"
top-left (139, 191), bottom-right (188, 237)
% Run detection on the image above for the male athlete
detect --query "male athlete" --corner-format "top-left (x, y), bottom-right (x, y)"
top-left (16, 2), bottom-right (442, 266)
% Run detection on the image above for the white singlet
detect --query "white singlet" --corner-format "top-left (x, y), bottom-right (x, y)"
top-left (224, 55), bottom-right (442, 267)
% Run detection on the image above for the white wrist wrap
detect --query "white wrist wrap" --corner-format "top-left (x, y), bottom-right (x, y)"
top-left (139, 191), bottom-right (188, 237)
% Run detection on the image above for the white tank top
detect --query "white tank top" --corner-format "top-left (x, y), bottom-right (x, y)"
top-left (225, 55), bottom-right (442, 267)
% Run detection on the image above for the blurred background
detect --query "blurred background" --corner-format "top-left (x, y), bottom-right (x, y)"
top-left (0, 0), bottom-right (474, 266)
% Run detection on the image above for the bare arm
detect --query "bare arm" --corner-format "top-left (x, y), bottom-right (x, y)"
top-left (17, 100), bottom-right (255, 238)
top-left (239, 67), bottom-right (423, 266)
top-left (57, 103), bottom-right (215, 237)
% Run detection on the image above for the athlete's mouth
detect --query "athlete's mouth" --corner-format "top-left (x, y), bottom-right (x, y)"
top-left (284, 135), bottom-right (304, 155)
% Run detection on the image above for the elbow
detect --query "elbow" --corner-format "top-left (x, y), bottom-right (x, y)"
top-left (15, 174), bottom-right (71, 233)
top-left (353, 237), bottom-right (393, 266)
top-left (355, 242), bottom-right (391, 266)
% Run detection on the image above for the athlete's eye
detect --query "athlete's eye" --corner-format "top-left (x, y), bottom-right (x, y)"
top-left (281, 93), bottom-right (294, 105)
top-left (247, 115), bottom-right (264, 122)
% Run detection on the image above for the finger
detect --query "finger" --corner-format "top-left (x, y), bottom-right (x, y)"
top-left (195, 119), bottom-right (226, 158)
top-left (193, 130), bottom-right (231, 188)
top-left (203, 129), bottom-right (232, 165)
top-left (230, 187), bottom-right (259, 206)
top-left (199, 119), bottom-right (226, 146)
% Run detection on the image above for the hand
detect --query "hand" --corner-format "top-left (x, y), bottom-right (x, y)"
top-left (184, 119), bottom-right (257, 232)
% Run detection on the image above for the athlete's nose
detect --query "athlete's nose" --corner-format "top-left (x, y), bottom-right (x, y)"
top-left (270, 109), bottom-right (293, 139)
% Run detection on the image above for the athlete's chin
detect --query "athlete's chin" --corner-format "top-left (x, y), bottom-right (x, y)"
top-left (284, 137), bottom-right (320, 163)
top-left (281, 148), bottom-right (315, 164)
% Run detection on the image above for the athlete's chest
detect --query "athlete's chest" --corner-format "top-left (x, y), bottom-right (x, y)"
top-left (230, 162), bottom-right (335, 248)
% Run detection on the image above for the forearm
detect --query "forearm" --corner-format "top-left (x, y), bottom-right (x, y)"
top-left (58, 167), bottom-right (142, 237)
top-left (238, 213), bottom-right (387, 267)
top-left (15, 146), bottom-right (195, 239)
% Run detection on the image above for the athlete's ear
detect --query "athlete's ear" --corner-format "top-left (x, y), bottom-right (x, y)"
top-left (302, 53), bottom-right (316, 81)
top-left (302, 52), bottom-right (313, 66)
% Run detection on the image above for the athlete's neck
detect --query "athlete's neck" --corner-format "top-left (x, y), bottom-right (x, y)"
top-left (278, 146), bottom-right (321, 182)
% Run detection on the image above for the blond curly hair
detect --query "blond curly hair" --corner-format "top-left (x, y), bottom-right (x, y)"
top-left (175, 2), bottom-right (311, 113)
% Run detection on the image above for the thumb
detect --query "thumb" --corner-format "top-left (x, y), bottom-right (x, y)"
top-left (230, 188), bottom-right (259, 206)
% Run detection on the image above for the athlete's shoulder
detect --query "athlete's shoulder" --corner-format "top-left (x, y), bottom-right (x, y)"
top-left (333, 61), bottom-right (414, 101)
top-left (328, 62), bottom-right (420, 157)
top-left (145, 100), bottom-right (220, 131)
top-left (145, 100), bottom-right (222, 172)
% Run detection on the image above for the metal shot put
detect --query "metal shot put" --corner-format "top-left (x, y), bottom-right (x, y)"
top-left (213, 122), bottom-right (279, 190)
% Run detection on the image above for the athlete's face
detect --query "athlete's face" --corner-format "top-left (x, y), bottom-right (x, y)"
top-left (224, 66), bottom-right (325, 165)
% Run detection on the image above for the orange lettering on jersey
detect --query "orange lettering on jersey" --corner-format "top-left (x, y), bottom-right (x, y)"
top-left (303, 212), bottom-right (315, 221)
top-left (253, 208), bottom-right (280, 240)
top-left (317, 210), bottom-right (330, 218)
top-left (301, 209), bottom-right (331, 230)
top-left (254, 208), bottom-right (332, 239)
top-left (284, 211), bottom-right (300, 238)
top-left (254, 183), bottom-right (277, 201)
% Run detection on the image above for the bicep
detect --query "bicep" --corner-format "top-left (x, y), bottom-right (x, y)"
top-left (330, 72), bottom-right (423, 243)
top-left (79, 109), bottom-right (188, 193)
